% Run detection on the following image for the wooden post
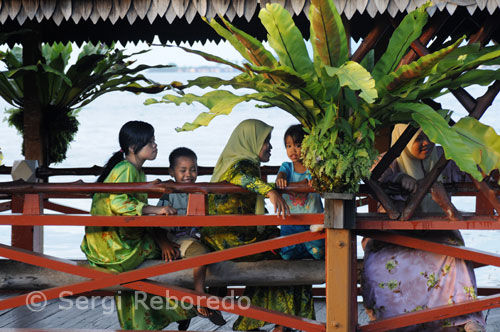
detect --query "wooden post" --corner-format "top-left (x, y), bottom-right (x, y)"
top-left (11, 28), bottom-right (45, 252)
top-left (324, 193), bottom-right (357, 332)
top-left (187, 193), bottom-right (207, 216)
top-left (12, 194), bottom-right (43, 252)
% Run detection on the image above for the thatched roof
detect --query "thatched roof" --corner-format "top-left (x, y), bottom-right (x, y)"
top-left (2, 0), bottom-right (498, 25)
top-left (1, 0), bottom-right (499, 44)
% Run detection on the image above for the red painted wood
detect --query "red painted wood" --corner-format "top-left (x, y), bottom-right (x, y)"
top-left (0, 213), bottom-right (325, 226)
top-left (356, 215), bottom-right (500, 230)
top-left (23, 194), bottom-right (42, 215)
top-left (359, 293), bottom-right (500, 331)
top-left (0, 232), bottom-right (326, 331)
top-left (43, 201), bottom-right (89, 214)
top-left (358, 231), bottom-right (500, 267)
top-left (0, 180), bottom-right (317, 195)
top-left (186, 193), bottom-right (207, 216)
top-left (136, 281), bottom-right (326, 332)
top-left (0, 232), bottom-right (325, 306)
top-left (11, 194), bottom-right (34, 251)
top-left (0, 200), bottom-right (11, 212)
top-left (476, 191), bottom-right (495, 215)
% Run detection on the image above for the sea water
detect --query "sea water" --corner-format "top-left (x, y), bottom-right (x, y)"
top-left (0, 70), bottom-right (499, 287)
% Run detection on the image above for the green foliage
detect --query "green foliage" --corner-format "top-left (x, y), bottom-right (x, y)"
top-left (149, 0), bottom-right (500, 192)
top-left (1, 40), bottom-right (171, 164)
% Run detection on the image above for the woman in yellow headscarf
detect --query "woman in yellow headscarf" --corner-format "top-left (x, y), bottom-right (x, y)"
top-left (362, 123), bottom-right (485, 332)
top-left (202, 119), bottom-right (314, 332)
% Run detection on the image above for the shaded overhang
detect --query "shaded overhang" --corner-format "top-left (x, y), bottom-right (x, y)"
top-left (0, 0), bottom-right (498, 45)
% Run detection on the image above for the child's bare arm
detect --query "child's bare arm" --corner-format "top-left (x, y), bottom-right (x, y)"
top-left (276, 171), bottom-right (288, 189)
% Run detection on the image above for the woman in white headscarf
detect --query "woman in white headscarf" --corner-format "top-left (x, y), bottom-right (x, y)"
top-left (201, 119), bottom-right (313, 332)
top-left (362, 124), bottom-right (485, 332)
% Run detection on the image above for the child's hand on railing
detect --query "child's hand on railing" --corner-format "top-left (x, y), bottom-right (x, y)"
top-left (276, 173), bottom-right (288, 189)
top-left (158, 206), bottom-right (177, 215)
top-left (267, 190), bottom-right (290, 219)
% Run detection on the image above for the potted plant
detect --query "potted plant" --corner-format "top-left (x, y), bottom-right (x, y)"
top-left (147, 0), bottom-right (500, 193)
top-left (2, 40), bottom-right (171, 165)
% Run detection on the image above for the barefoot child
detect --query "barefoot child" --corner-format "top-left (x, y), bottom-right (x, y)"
top-left (157, 147), bottom-right (226, 328)
top-left (276, 124), bottom-right (325, 259)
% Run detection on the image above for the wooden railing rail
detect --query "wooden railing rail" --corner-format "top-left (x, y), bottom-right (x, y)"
top-left (0, 164), bottom-right (281, 178)
top-left (0, 184), bottom-right (331, 332)
top-left (1, 181), bottom-right (500, 331)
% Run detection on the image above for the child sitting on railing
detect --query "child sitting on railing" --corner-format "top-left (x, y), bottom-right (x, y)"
top-left (275, 124), bottom-right (324, 260)
top-left (157, 147), bottom-right (225, 328)
top-left (81, 121), bottom-right (195, 331)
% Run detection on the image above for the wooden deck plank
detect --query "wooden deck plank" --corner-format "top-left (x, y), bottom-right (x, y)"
top-left (0, 295), bottom-right (332, 330)
top-left (7, 296), bottom-right (500, 330)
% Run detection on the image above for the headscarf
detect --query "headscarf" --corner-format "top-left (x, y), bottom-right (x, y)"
top-left (211, 119), bottom-right (273, 214)
top-left (392, 123), bottom-right (442, 213)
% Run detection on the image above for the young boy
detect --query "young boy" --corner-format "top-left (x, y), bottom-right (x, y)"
top-left (157, 147), bottom-right (226, 328)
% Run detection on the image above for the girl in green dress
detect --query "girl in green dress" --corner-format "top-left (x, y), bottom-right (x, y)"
top-left (203, 119), bottom-right (315, 332)
top-left (81, 120), bottom-right (195, 330)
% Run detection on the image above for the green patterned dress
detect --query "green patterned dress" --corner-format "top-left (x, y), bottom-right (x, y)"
top-left (81, 160), bottom-right (194, 330)
top-left (202, 159), bottom-right (315, 331)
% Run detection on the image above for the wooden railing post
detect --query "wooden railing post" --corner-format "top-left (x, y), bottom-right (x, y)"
top-left (324, 193), bottom-right (357, 332)
top-left (187, 193), bottom-right (207, 216)
top-left (12, 193), bottom-right (43, 252)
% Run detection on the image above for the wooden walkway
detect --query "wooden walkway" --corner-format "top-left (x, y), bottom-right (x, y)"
top-left (2, 293), bottom-right (500, 331)
top-left (0, 293), bottom-right (337, 331)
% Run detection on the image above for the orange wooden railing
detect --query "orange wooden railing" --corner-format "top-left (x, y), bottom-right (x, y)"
top-left (1, 178), bottom-right (500, 331)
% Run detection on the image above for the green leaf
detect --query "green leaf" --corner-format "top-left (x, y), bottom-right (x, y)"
top-left (204, 17), bottom-right (255, 64)
top-left (371, 3), bottom-right (429, 81)
top-left (396, 102), bottom-right (500, 180)
top-left (217, 17), bottom-right (278, 70)
top-left (163, 90), bottom-right (250, 131)
top-left (377, 37), bottom-right (463, 94)
top-left (177, 112), bottom-right (218, 131)
top-left (309, 0), bottom-right (348, 68)
top-left (318, 104), bottom-right (337, 138)
top-left (325, 61), bottom-right (377, 103)
top-left (259, 3), bottom-right (314, 75)
top-left (453, 117), bottom-right (500, 178)
top-left (174, 44), bottom-right (246, 72)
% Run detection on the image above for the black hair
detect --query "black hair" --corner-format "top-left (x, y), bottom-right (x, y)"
top-left (284, 124), bottom-right (306, 145)
top-left (97, 121), bottom-right (155, 183)
top-left (169, 147), bottom-right (197, 169)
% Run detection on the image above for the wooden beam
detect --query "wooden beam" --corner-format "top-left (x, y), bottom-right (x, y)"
top-left (429, 182), bottom-right (462, 220)
top-left (14, 30), bottom-right (44, 253)
top-left (0, 259), bottom-right (327, 290)
top-left (359, 293), bottom-right (500, 331)
top-left (370, 125), bottom-right (418, 181)
top-left (365, 179), bottom-right (400, 220)
top-left (355, 216), bottom-right (500, 230)
top-left (470, 176), bottom-right (500, 216)
top-left (358, 231), bottom-right (500, 267)
top-left (326, 229), bottom-right (356, 332)
top-left (469, 15), bottom-right (497, 46)
top-left (0, 180), bottom-right (316, 195)
top-left (187, 193), bottom-right (207, 215)
top-left (398, 12), bottom-right (449, 66)
top-left (350, 17), bottom-right (389, 63)
top-left (324, 196), bottom-right (357, 332)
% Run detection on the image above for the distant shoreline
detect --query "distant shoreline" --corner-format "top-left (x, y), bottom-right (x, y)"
top-left (148, 66), bottom-right (238, 73)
